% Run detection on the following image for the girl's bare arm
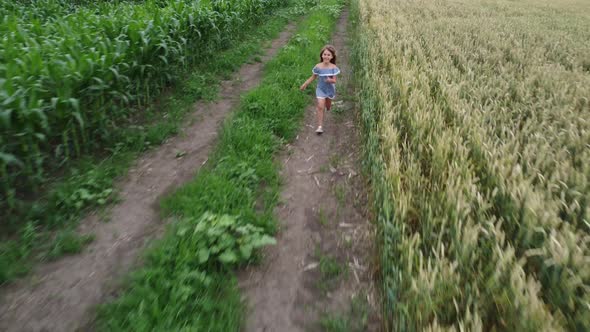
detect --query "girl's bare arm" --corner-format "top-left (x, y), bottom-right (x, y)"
top-left (300, 74), bottom-right (317, 90)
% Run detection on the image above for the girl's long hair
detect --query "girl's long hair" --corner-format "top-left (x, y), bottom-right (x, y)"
top-left (319, 45), bottom-right (337, 64)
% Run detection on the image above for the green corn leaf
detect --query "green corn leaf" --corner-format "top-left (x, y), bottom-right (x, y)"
top-left (198, 248), bottom-right (210, 264)
top-left (71, 111), bottom-right (84, 128)
top-left (0, 152), bottom-right (23, 167)
top-left (0, 108), bottom-right (13, 127)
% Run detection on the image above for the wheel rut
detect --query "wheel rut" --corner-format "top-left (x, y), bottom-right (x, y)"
top-left (240, 9), bottom-right (380, 332)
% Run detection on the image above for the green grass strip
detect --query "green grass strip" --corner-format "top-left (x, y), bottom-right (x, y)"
top-left (0, 2), bottom-right (302, 285)
top-left (97, 0), bottom-right (344, 330)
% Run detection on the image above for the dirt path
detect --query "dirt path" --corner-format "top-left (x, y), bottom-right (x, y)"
top-left (240, 10), bottom-right (380, 332)
top-left (0, 23), bottom-right (298, 332)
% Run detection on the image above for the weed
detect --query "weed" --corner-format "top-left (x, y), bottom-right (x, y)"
top-left (329, 153), bottom-right (342, 168)
top-left (318, 207), bottom-right (329, 226)
top-left (46, 231), bottom-right (95, 260)
top-left (343, 234), bottom-right (353, 249)
top-left (319, 294), bottom-right (370, 332)
top-left (315, 251), bottom-right (346, 293)
top-left (330, 100), bottom-right (348, 115)
top-left (334, 184), bottom-right (346, 206)
top-left (320, 255), bottom-right (344, 280)
top-left (331, 106), bottom-right (345, 115)
top-left (184, 73), bottom-right (219, 101)
top-left (98, 207), bottom-right (112, 223)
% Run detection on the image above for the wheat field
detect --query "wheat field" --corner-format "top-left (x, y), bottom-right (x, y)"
top-left (352, 0), bottom-right (589, 330)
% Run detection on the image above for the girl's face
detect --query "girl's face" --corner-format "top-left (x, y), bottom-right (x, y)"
top-left (321, 49), bottom-right (334, 64)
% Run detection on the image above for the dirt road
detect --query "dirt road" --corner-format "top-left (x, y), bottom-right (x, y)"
top-left (240, 9), bottom-right (380, 332)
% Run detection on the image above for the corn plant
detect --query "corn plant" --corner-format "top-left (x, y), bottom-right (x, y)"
top-left (0, 0), bottom-right (287, 223)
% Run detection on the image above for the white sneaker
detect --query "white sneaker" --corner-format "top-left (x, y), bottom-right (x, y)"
top-left (315, 126), bottom-right (324, 134)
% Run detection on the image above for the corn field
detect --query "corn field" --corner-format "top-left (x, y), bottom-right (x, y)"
top-left (352, 0), bottom-right (589, 330)
top-left (0, 0), bottom-right (286, 220)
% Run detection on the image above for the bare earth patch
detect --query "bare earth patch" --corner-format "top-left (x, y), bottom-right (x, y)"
top-left (0, 23), bottom-right (298, 332)
top-left (240, 10), bottom-right (380, 332)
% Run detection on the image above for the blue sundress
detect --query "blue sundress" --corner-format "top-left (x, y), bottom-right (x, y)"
top-left (312, 66), bottom-right (341, 99)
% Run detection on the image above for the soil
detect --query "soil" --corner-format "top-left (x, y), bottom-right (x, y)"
top-left (239, 10), bottom-right (380, 332)
top-left (0, 23), bottom-right (298, 332)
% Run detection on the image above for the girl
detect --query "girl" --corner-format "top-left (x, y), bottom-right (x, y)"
top-left (300, 45), bottom-right (340, 134)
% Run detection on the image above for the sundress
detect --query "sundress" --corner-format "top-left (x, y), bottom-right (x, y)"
top-left (312, 66), bottom-right (341, 99)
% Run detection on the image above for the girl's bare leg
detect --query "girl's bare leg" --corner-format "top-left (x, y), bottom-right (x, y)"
top-left (316, 98), bottom-right (326, 128)
top-left (325, 98), bottom-right (332, 111)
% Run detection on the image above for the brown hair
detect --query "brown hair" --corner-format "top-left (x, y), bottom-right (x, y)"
top-left (319, 45), bottom-right (337, 64)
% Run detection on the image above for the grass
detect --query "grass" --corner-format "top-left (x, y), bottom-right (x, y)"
top-left (330, 100), bottom-right (347, 115)
top-left (329, 153), bottom-right (342, 168)
top-left (334, 184), bottom-right (346, 206)
top-left (47, 230), bottom-right (95, 260)
top-left (343, 234), bottom-right (353, 249)
top-left (0, 0), bottom-right (301, 286)
top-left (97, 0), bottom-right (344, 330)
top-left (318, 207), bottom-right (330, 227)
top-left (314, 247), bottom-right (347, 294)
top-left (319, 294), bottom-right (370, 332)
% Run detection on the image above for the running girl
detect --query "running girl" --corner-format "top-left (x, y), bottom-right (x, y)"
top-left (300, 45), bottom-right (340, 134)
